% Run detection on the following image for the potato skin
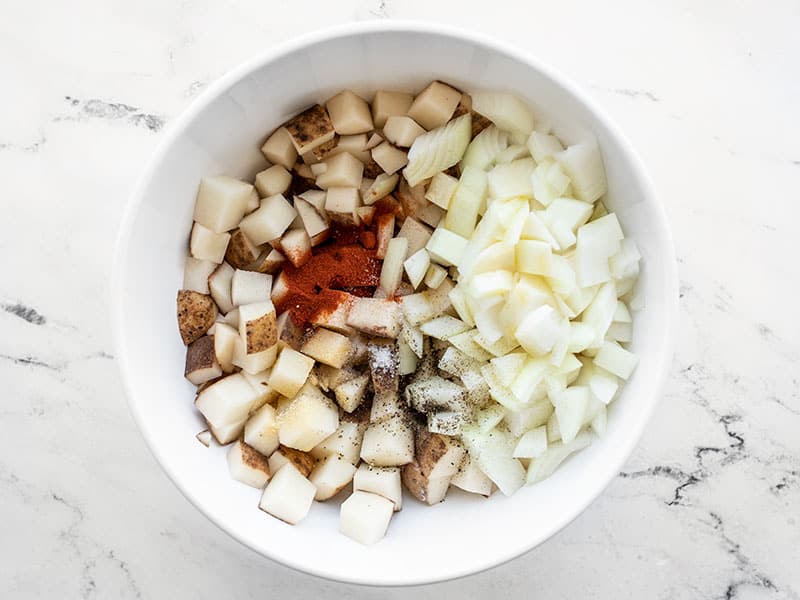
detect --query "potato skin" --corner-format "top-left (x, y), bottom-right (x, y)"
top-left (177, 290), bottom-right (217, 345)
top-left (277, 445), bottom-right (316, 477)
top-left (401, 460), bottom-right (429, 503)
top-left (284, 104), bottom-right (335, 152)
top-left (225, 230), bottom-right (259, 269)
top-left (245, 309), bottom-right (277, 353)
top-left (239, 439), bottom-right (271, 475)
top-left (184, 335), bottom-right (217, 377)
top-left (415, 428), bottom-right (450, 477)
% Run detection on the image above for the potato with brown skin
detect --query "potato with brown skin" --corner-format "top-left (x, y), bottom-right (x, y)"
top-left (402, 428), bottom-right (466, 504)
top-left (225, 229), bottom-right (260, 269)
top-left (284, 104), bottom-right (336, 154)
top-left (251, 248), bottom-right (285, 274)
top-left (184, 335), bottom-right (222, 385)
top-left (268, 445), bottom-right (316, 477)
top-left (394, 178), bottom-right (429, 220)
top-left (239, 302), bottom-right (277, 354)
top-left (177, 290), bottom-right (217, 345)
top-left (275, 311), bottom-right (306, 351)
top-left (367, 340), bottom-right (399, 394)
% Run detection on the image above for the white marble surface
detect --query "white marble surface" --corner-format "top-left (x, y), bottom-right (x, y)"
top-left (2, 0), bottom-right (798, 597)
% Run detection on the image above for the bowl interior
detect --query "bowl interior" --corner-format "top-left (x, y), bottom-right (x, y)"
top-left (114, 24), bottom-right (677, 586)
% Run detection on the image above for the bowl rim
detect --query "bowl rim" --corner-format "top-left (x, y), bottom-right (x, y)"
top-left (111, 19), bottom-right (679, 586)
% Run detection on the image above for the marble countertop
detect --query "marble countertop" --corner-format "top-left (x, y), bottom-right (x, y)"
top-left (2, 0), bottom-right (798, 597)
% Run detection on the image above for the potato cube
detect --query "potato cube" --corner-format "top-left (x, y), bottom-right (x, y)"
top-left (326, 90), bottom-right (373, 134)
top-left (315, 151), bottom-right (364, 190)
top-left (195, 373), bottom-right (261, 432)
top-left (261, 127), bottom-right (298, 170)
top-left (353, 465), bottom-right (402, 510)
top-left (278, 383), bottom-right (340, 451)
top-left (310, 291), bottom-right (355, 335)
top-left (190, 222), bottom-right (230, 264)
top-left (419, 203), bottom-right (445, 228)
top-left (184, 335), bottom-right (222, 385)
top-left (334, 372), bottom-right (370, 413)
top-left (183, 257), bottom-right (216, 294)
top-left (255, 164), bottom-right (292, 198)
top-left (397, 217), bottom-right (432, 256)
top-left (251, 247), bottom-right (286, 274)
top-left (268, 347), bottom-right (315, 398)
top-left (239, 194), bottom-right (297, 245)
top-left (284, 104), bottom-right (336, 154)
top-left (301, 328), bottom-right (352, 368)
top-left (370, 390), bottom-right (404, 423)
top-left (380, 237), bottom-right (408, 297)
top-left (424, 263), bottom-right (448, 289)
top-left (293, 196), bottom-right (330, 244)
top-left (426, 227), bottom-right (468, 267)
top-left (371, 142), bottom-right (408, 175)
top-left (408, 81), bottom-right (462, 130)
top-left (238, 301), bottom-right (277, 353)
top-left (227, 439), bottom-right (271, 488)
top-left (224, 229), bottom-right (260, 269)
top-left (258, 462), bottom-right (316, 524)
top-left (360, 416), bottom-right (414, 467)
top-left (268, 445), bottom-right (315, 477)
top-left (243, 403), bottom-right (280, 457)
top-left (324, 187), bottom-right (360, 224)
top-left (339, 490), bottom-right (395, 545)
top-left (367, 341), bottom-right (399, 395)
top-left (208, 417), bottom-right (247, 445)
top-left (309, 455), bottom-right (357, 500)
top-left (231, 337), bottom-right (278, 374)
top-left (213, 322), bottom-right (238, 372)
top-left (383, 115), bottom-right (426, 147)
top-left (372, 90), bottom-right (414, 128)
top-left (231, 270), bottom-right (272, 307)
top-left (177, 290), bottom-right (217, 345)
top-left (363, 173), bottom-right (399, 205)
top-left (193, 175), bottom-right (253, 233)
top-left (346, 297), bottom-right (401, 338)
top-left (280, 228), bottom-right (312, 268)
top-left (310, 421), bottom-right (366, 464)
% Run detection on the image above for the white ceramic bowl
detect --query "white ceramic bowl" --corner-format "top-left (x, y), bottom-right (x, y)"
top-left (112, 21), bottom-right (678, 586)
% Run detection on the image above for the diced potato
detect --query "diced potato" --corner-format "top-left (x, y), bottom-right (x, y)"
top-left (268, 445), bottom-right (316, 477)
top-left (403, 248), bottom-right (430, 289)
top-left (315, 152), bottom-right (364, 189)
top-left (418, 202), bottom-right (445, 228)
top-left (383, 115), bottom-right (426, 147)
top-left (356, 205), bottom-right (376, 225)
top-left (239, 194), bottom-right (298, 245)
top-left (340, 490), bottom-right (395, 545)
top-left (408, 81), bottom-right (462, 130)
top-left (399, 286), bottom-right (453, 326)
top-left (371, 142), bottom-right (408, 175)
top-left (261, 127), bottom-right (298, 170)
top-left (346, 297), bottom-right (401, 338)
top-left (278, 383), bottom-right (340, 451)
top-left (184, 335), bottom-right (222, 385)
top-left (293, 196), bottom-right (330, 245)
top-left (375, 214), bottom-right (395, 259)
top-left (238, 301), bottom-right (277, 354)
top-left (353, 464), bottom-right (402, 511)
top-left (402, 430), bottom-right (465, 504)
top-left (298, 189), bottom-right (327, 211)
top-left (310, 291), bottom-right (355, 335)
top-left (177, 290), bottom-right (217, 345)
top-left (360, 416), bottom-right (414, 467)
top-left (255, 165), bottom-right (292, 198)
top-left (309, 454), bottom-right (357, 500)
top-left (280, 228), bottom-right (312, 267)
top-left (327, 90), bottom-right (373, 135)
top-left (183, 257), bottom-right (216, 294)
top-left (397, 217), bottom-right (432, 256)
top-left (227, 439), bottom-right (271, 488)
top-left (367, 341), bottom-right (399, 395)
top-left (363, 173), bottom-right (399, 205)
top-left (259, 462), bottom-right (316, 524)
top-left (195, 373), bottom-right (261, 434)
top-left (268, 348), bottom-right (315, 398)
top-left (380, 237), bottom-right (408, 296)
top-left (334, 372), bottom-right (370, 412)
top-left (324, 187), bottom-right (360, 224)
top-left (224, 229), bottom-right (260, 269)
top-left (310, 421), bottom-right (366, 464)
top-left (425, 172), bottom-right (458, 210)
top-left (270, 271), bottom-right (290, 306)
top-left (426, 227), bottom-right (468, 267)
top-left (301, 328), bottom-right (351, 368)
top-left (243, 403), bottom-right (280, 456)
top-left (251, 247), bottom-right (286, 275)
top-left (193, 175), bottom-right (253, 234)
top-left (196, 429), bottom-right (212, 447)
top-left (398, 336), bottom-right (418, 375)
top-left (213, 322), bottom-right (238, 372)
top-left (190, 222), bottom-right (230, 264)
top-left (405, 376), bottom-right (467, 413)
top-left (419, 315), bottom-right (469, 340)
top-left (423, 263), bottom-right (447, 289)
top-left (372, 90), bottom-right (414, 128)
top-left (284, 104), bottom-right (336, 154)
top-left (231, 337), bottom-right (278, 374)
top-left (207, 417), bottom-right (247, 445)
top-left (231, 270), bottom-right (272, 307)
